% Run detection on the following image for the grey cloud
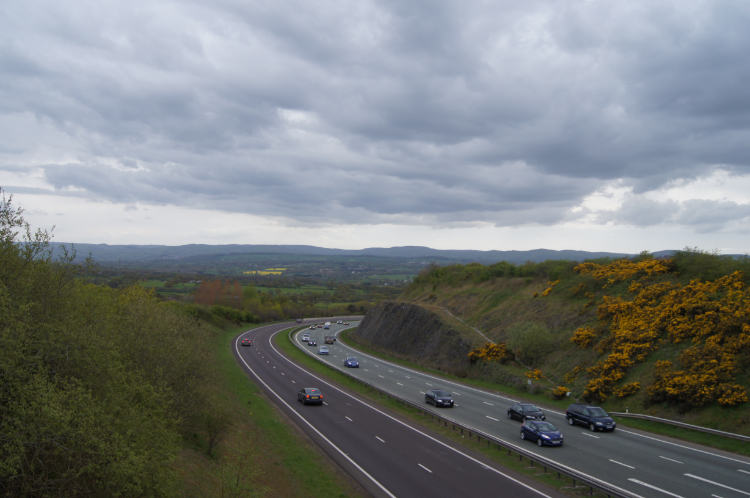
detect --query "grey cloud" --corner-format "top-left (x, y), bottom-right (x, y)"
top-left (2, 0), bottom-right (750, 233)
top-left (600, 195), bottom-right (750, 233)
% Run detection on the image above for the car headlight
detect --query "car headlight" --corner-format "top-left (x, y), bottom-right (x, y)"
top-left (596, 422), bottom-right (603, 426)
top-left (541, 435), bottom-right (550, 439)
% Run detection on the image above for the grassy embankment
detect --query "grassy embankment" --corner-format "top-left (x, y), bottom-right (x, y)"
top-left (174, 322), bottom-right (364, 498)
top-left (275, 328), bottom-right (614, 498)
top-left (400, 257), bottom-right (750, 437)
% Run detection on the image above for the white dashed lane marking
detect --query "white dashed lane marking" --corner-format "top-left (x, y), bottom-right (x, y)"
top-left (486, 416), bottom-right (499, 421)
top-left (581, 432), bottom-right (600, 439)
top-left (418, 464), bottom-right (432, 473)
top-left (483, 402), bottom-right (494, 406)
top-left (345, 416), bottom-right (353, 422)
top-left (609, 459), bottom-right (634, 469)
top-left (376, 437), bottom-right (385, 443)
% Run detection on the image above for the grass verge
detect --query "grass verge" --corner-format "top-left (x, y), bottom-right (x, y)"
top-left (174, 322), bottom-right (365, 498)
top-left (339, 330), bottom-right (750, 458)
top-left (276, 327), bottom-right (610, 498)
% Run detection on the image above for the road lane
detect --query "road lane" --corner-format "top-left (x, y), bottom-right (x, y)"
top-left (294, 322), bottom-right (750, 498)
top-left (235, 321), bottom-right (562, 498)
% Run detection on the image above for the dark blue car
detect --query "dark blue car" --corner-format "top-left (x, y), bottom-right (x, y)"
top-left (520, 421), bottom-right (563, 447)
top-left (344, 357), bottom-right (359, 368)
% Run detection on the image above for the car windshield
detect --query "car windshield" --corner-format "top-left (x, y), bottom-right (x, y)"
top-left (534, 422), bottom-right (557, 432)
top-left (308, 389), bottom-right (320, 394)
top-left (434, 391), bottom-right (450, 397)
top-left (320, 347), bottom-right (327, 351)
top-left (520, 404), bottom-right (539, 411)
top-left (588, 407), bottom-right (608, 417)
top-left (347, 358), bottom-right (357, 361)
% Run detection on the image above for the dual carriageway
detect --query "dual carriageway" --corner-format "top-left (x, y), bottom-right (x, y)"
top-left (234, 320), bottom-right (750, 498)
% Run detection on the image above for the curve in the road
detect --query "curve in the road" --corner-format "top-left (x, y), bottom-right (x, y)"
top-left (292, 322), bottom-right (750, 498)
top-left (234, 320), bottom-right (563, 498)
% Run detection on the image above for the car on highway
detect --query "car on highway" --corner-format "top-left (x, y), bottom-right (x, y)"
top-left (297, 388), bottom-right (323, 405)
top-left (507, 403), bottom-right (546, 421)
top-left (425, 390), bottom-right (454, 407)
top-left (520, 421), bottom-right (563, 447)
top-left (343, 357), bottom-right (359, 368)
top-left (318, 346), bottom-right (329, 355)
top-left (337, 320), bottom-right (343, 324)
top-left (317, 324), bottom-right (322, 328)
top-left (308, 339), bottom-right (317, 346)
top-left (309, 325), bottom-right (316, 330)
top-left (566, 403), bottom-right (616, 431)
top-left (240, 338), bottom-right (252, 347)
top-left (344, 322), bottom-right (349, 325)
top-left (324, 336), bottom-right (335, 344)
top-left (302, 334), bottom-right (310, 341)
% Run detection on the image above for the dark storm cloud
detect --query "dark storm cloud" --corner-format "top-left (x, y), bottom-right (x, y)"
top-left (2, 0), bottom-right (750, 231)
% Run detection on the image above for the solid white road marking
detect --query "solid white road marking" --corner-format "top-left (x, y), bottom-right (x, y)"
top-left (376, 436), bottom-right (385, 443)
top-left (581, 432), bottom-right (600, 439)
top-left (418, 464), bottom-right (432, 473)
top-left (609, 459), bottom-right (634, 469)
top-left (660, 456), bottom-right (683, 464)
top-left (345, 416), bottom-right (353, 422)
top-left (685, 474), bottom-right (750, 496)
top-left (487, 416), bottom-right (499, 421)
top-left (617, 429), bottom-right (750, 466)
top-left (629, 479), bottom-right (684, 497)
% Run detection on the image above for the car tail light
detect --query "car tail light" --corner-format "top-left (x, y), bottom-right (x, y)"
top-left (319, 395), bottom-right (323, 398)
top-left (306, 395), bottom-right (310, 398)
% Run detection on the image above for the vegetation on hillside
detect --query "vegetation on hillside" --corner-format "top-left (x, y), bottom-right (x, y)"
top-left (403, 251), bottom-right (750, 423)
top-left (0, 192), bottom-right (362, 497)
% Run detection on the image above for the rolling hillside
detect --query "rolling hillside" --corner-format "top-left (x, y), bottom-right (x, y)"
top-left (355, 251), bottom-right (750, 434)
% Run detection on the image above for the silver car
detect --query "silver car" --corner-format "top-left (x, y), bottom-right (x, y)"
top-left (318, 346), bottom-right (329, 355)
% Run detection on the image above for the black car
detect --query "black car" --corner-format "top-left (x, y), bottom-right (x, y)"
top-left (520, 421), bottom-right (563, 447)
top-left (298, 388), bottom-right (323, 405)
top-left (566, 403), bottom-right (616, 431)
top-left (507, 403), bottom-right (546, 421)
top-left (425, 390), bottom-right (454, 407)
top-left (344, 357), bottom-right (359, 368)
top-left (308, 339), bottom-right (317, 346)
top-left (240, 338), bottom-right (252, 347)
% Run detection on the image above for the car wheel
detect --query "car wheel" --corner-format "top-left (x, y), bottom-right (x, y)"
top-left (537, 438), bottom-right (543, 447)
top-left (589, 423), bottom-right (596, 432)
top-left (520, 431), bottom-right (525, 440)
top-left (507, 412), bottom-right (513, 419)
top-left (568, 417), bottom-right (574, 426)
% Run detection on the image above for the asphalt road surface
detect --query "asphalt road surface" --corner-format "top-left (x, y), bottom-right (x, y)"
top-left (234, 320), bottom-right (565, 498)
top-left (291, 321), bottom-right (750, 498)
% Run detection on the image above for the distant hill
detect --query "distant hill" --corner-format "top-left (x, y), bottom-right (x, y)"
top-left (49, 242), bottom-right (660, 264)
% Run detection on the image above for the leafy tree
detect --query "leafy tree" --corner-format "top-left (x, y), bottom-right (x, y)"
top-left (507, 322), bottom-right (556, 365)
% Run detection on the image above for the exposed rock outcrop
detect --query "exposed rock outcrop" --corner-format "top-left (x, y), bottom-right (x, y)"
top-left (353, 301), bottom-right (473, 369)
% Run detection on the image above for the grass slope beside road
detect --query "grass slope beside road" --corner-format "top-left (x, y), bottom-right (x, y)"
top-left (176, 322), bottom-right (364, 498)
top-left (340, 330), bottom-right (750, 458)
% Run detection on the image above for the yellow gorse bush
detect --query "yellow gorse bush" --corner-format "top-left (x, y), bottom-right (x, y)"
top-left (468, 342), bottom-right (515, 364)
top-left (569, 260), bottom-right (749, 408)
top-left (551, 386), bottom-right (570, 400)
top-left (525, 369), bottom-right (543, 380)
top-left (574, 258), bottom-right (672, 287)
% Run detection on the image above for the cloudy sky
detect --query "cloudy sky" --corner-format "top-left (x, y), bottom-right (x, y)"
top-left (2, 0), bottom-right (750, 253)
